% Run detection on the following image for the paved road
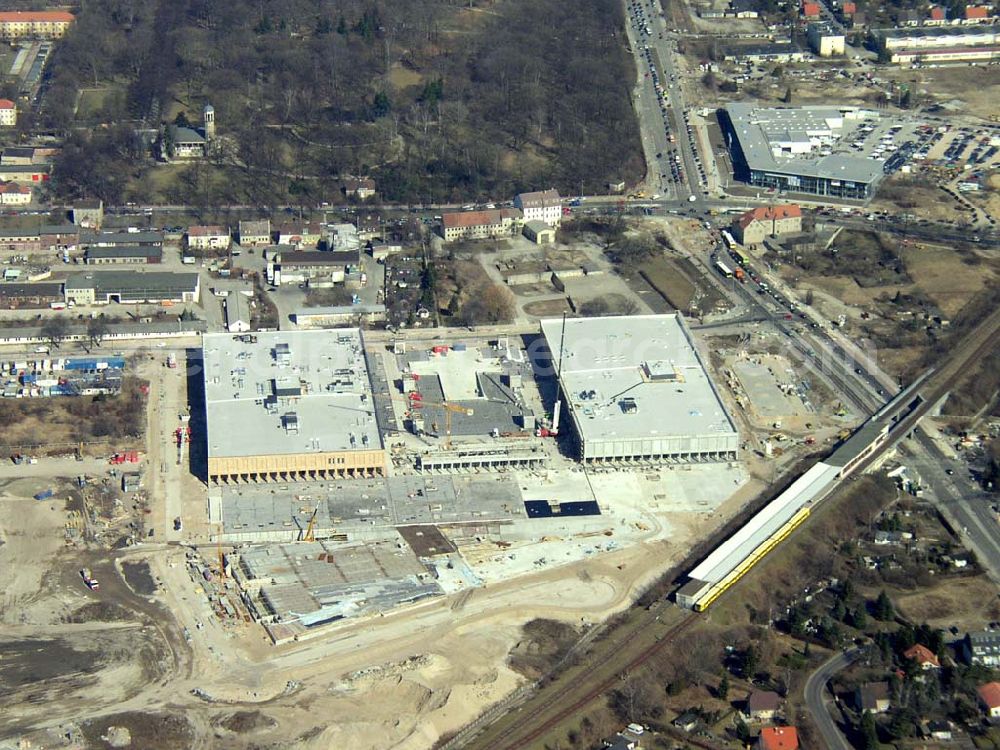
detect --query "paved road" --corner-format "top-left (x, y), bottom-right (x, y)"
top-left (805, 649), bottom-right (859, 750)
top-left (907, 430), bottom-right (1000, 585)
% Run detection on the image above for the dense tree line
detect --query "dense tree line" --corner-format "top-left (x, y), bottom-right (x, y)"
top-left (45, 0), bottom-right (643, 204)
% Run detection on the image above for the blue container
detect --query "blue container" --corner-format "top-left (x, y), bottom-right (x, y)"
top-left (34, 489), bottom-right (54, 501)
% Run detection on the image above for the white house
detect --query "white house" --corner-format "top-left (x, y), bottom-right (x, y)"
top-left (514, 189), bottom-right (562, 227)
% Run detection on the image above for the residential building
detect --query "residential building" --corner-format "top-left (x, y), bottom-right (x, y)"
top-left (903, 644), bottom-right (941, 670)
top-left (978, 682), bottom-right (1000, 718)
top-left (268, 249), bottom-right (359, 286)
top-left (733, 205), bottom-right (803, 246)
top-left (0, 164), bottom-right (49, 183)
top-left (343, 177), bottom-right (376, 200)
top-left (964, 631), bottom-right (1000, 666)
top-left (225, 293), bottom-right (251, 333)
top-left (924, 720), bottom-right (952, 740)
top-left (326, 223), bottom-right (361, 254)
top-left (356, 213), bottom-right (383, 242)
top-left (758, 726), bottom-right (798, 750)
top-left (842, 1), bottom-right (857, 16)
top-left (523, 220), bottom-right (556, 245)
top-left (745, 690), bottom-right (782, 721)
top-left (808, 22), bottom-right (847, 55)
top-left (64, 271), bottom-right (200, 305)
top-left (603, 734), bottom-right (639, 750)
top-left (927, 6), bottom-right (948, 24)
top-left (722, 43), bottom-right (808, 63)
top-left (0, 181), bottom-right (31, 205)
top-left (900, 8), bottom-right (923, 25)
top-left (514, 189), bottom-right (562, 227)
top-left (84, 246), bottom-right (163, 265)
top-left (239, 220), bottom-right (272, 247)
top-left (369, 240), bottom-right (402, 261)
top-left (168, 125), bottom-right (207, 159)
top-left (86, 230), bottom-right (163, 248)
top-left (0, 282), bottom-right (63, 308)
top-left (292, 304), bottom-right (387, 327)
top-left (729, 0), bottom-right (759, 17)
top-left (0, 11), bottom-right (74, 40)
top-left (801, 1), bottom-right (821, 17)
top-left (0, 99), bottom-right (16, 127)
top-left (888, 45), bottom-right (1000, 64)
top-left (721, 103), bottom-right (886, 199)
top-left (673, 712), bottom-right (699, 731)
top-left (276, 221), bottom-right (323, 248)
top-left (71, 199), bottom-right (104, 229)
top-left (965, 6), bottom-right (992, 22)
top-left (1, 146), bottom-right (34, 165)
top-left (856, 682), bottom-right (891, 713)
top-left (187, 225), bottom-right (231, 251)
top-left (872, 24), bottom-right (1000, 51)
top-left (440, 208), bottom-right (522, 242)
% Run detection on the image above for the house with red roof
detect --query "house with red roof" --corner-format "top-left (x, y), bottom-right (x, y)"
top-left (0, 180), bottom-right (31, 205)
top-left (904, 644), bottom-right (941, 670)
top-left (732, 204), bottom-right (802, 246)
top-left (978, 682), bottom-right (1000, 718)
top-left (964, 5), bottom-right (991, 22)
top-left (841, 1), bottom-right (857, 15)
top-left (801, 1), bottom-right (822, 17)
top-left (0, 11), bottom-right (74, 40)
top-left (0, 99), bottom-right (15, 128)
top-left (758, 726), bottom-right (799, 750)
top-left (927, 5), bottom-right (948, 24)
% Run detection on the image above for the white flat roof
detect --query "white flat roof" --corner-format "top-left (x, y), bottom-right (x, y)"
top-left (203, 329), bottom-right (382, 459)
top-left (688, 462), bottom-right (839, 584)
top-left (540, 314), bottom-right (737, 444)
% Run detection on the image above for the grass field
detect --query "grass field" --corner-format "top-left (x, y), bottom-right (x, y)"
top-left (639, 257), bottom-right (725, 313)
top-left (900, 244), bottom-right (997, 318)
top-left (76, 87), bottom-right (120, 121)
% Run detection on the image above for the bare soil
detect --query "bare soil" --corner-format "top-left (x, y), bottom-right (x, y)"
top-left (81, 712), bottom-right (193, 750)
top-left (508, 618), bottom-right (580, 680)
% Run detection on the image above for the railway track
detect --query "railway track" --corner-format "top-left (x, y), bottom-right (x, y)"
top-left (455, 298), bottom-right (1000, 750)
top-left (466, 609), bottom-right (699, 750)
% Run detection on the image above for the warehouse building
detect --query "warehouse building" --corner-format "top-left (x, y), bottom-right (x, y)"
top-left (64, 271), bottom-right (200, 305)
top-left (84, 245), bottom-right (163, 264)
top-left (540, 314), bottom-right (739, 464)
top-left (84, 230), bottom-right (163, 248)
top-left (202, 329), bottom-right (385, 484)
top-left (721, 103), bottom-right (887, 199)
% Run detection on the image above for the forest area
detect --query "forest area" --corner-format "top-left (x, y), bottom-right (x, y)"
top-left (42, 0), bottom-right (644, 206)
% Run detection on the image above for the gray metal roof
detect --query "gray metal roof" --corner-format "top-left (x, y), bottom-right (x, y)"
top-left (726, 102), bottom-right (887, 185)
top-left (85, 230), bottom-right (163, 246)
top-left (540, 314), bottom-right (737, 445)
top-left (65, 271), bottom-right (199, 293)
top-left (85, 245), bottom-right (163, 259)
top-left (0, 319), bottom-right (207, 341)
top-left (202, 329), bottom-right (382, 460)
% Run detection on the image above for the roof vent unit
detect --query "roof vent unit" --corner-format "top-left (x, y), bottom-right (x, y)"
top-left (282, 412), bottom-right (299, 433)
top-left (273, 377), bottom-right (302, 398)
top-left (619, 397), bottom-right (638, 415)
top-left (274, 342), bottom-right (291, 366)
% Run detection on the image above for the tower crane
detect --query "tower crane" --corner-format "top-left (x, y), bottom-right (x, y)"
top-left (391, 393), bottom-right (473, 450)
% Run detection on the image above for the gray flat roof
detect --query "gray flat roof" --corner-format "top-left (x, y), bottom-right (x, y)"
top-left (85, 245), bottom-right (163, 258)
top-left (540, 314), bottom-right (737, 444)
top-left (726, 102), bottom-right (888, 185)
top-left (65, 271), bottom-right (198, 293)
top-left (85, 230), bottom-right (163, 246)
top-left (202, 329), bottom-right (382, 460)
top-left (875, 23), bottom-right (1000, 39)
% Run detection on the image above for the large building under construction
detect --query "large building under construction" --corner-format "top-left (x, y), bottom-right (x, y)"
top-left (540, 314), bottom-right (739, 464)
top-left (203, 329), bottom-right (385, 484)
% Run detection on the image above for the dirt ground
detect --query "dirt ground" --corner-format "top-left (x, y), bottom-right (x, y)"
top-left (885, 66), bottom-right (1000, 122)
top-left (899, 244), bottom-right (997, 319)
top-left (895, 576), bottom-right (1000, 631)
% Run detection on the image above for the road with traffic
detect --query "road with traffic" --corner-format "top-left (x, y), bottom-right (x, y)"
top-left (804, 649), bottom-right (859, 750)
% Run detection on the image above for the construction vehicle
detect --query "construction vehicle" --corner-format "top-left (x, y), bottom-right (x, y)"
top-left (79, 568), bottom-right (99, 591)
top-left (300, 508), bottom-right (318, 542)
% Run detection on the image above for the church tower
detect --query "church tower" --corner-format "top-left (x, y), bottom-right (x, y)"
top-left (203, 104), bottom-right (215, 141)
